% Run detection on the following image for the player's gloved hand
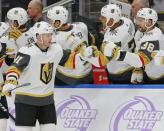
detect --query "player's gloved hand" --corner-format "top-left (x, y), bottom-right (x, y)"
top-left (102, 41), bottom-right (120, 59)
top-left (73, 41), bottom-right (87, 53)
top-left (6, 41), bottom-right (17, 56)
top-left (8, 27), bottom-right (22, 40)
top-left (2, 79), bottom-right (17, 96)
top-left (153, 50), bottom-right (164, 66)
top-left (66, 33), bottom-right (88, 53)
top-left (131, 68), bottom-right (143, 84)
top-left (80, 45), bottom-right (99, 58)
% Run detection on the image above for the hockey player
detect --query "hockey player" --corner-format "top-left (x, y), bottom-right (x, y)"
top-left (7, 7), bottom-right (29, 43)
top-left (7, 7), bottom-right (38, 50)
top-left (0, 22), bottom-right (10, 131)
top-left (2, 21), bottom-right (88, 131)
top-left (0, 22), bottom-right (17, 131)
top-left (47, 6), bottom-right (93, 85)
top-left (1, 7), bottom-right (29, 79)
top-left (99, 8), bottom-right (164, 83)
top-left (98, 4), bottom-right (135, 83)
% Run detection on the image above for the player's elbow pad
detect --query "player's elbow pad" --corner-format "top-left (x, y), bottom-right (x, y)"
top-left (123, 52), bottom-right (143, 68)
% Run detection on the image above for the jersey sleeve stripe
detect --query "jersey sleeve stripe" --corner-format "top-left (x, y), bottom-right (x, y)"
top-left (6, 66), bottom-right (21, 78)
top-left (98, 52), bottom-right (109, 67)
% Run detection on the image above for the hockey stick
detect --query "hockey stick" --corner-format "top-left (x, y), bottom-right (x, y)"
top-left (0, 102), bottom-right (15, 121)
top-left (1, 83), bottom-right (31, 96)
top-left (9, 82), bottom-right (31, 92)
top-left (0, 83), bottom-right (31, 121)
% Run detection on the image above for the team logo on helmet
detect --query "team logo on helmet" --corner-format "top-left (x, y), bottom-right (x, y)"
top-left (56, 10), bottom-right (60, 14)
top-left (149, 10), bottom-right (152, 14)
top-left (111, 9), bottom-right (115, 13)
top-left (14, 10), bottom-right (19, 15)
top-left (37, 23), bottom-right (40, 28)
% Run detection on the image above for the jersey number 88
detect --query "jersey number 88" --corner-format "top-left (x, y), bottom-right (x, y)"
top-left (140, 42), bottom-right (155, 52)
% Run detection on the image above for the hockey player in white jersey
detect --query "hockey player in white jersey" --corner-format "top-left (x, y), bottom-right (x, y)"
top-left (7, 7), bottom-right (36, 50)
top-left (4, 7), bottom-right (38, 77)
top-left (0, 7), bottom-right (29, 80)
top-left (0, 22), bottom-right (10, 131)
top-left (0, 22), bottom-right (17, 131)
top-left (7, 7), bottom-right (29, 43)
top-left (2, 21), bottom-right (89, 131)
top-left (99, 8), bottom-right (164, 83)
top-left (47, 6), bottom-right (93, 85)
top-left (97, 4), bottom-right (135, 83)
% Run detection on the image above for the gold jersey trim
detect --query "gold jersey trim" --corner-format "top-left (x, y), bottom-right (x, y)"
top-left (64, 52), bottom-right (76, 69)
top-left (99, 52), bottom-right (109, 67)
top-left (108, 67), bottom-right (134, 75)
top-left (16, 91), bottom-right (53, 97)
top-left (57, 68), bottom-right (90, 79)
top-left (148, 74), bottom-right (164, 80)
top-left (138, 51), bottom-right (151, 65)
top-left (6, 66), bottom-right (21, 77)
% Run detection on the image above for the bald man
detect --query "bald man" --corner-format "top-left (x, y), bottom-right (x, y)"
top-left (131, 0), bottom-right (149, 17)
top-left (26, 0), bottom-right (44, 28)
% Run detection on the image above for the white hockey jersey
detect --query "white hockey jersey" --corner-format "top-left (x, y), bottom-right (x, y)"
top-left (0, 35), bottom-right (17, 55)
top-left (15, 27), bottom-right (36, 49)
top-left (5, 42), bottom-right (88, 105)
top-left (52, 22), bottom-right (92, 80)
top-left (6, 43), bottom-right (63, 105)
top-left (12, 44), bottom-right (62, 94)
top-left (0, 35), bottom-right (18, 76)
top-left (135, 27), bottom-right (164, 80)
top-left (103, 17), bottom-right (135, 74)
top-left (52, 22), bottom-right (88, 50)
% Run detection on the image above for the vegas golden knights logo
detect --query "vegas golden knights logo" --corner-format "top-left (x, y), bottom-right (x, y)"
top-left (40, 62), bottom-right (54, 84)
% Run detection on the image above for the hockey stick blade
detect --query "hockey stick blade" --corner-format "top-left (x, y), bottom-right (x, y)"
top-left (0, 102), bottom-right (16, 121)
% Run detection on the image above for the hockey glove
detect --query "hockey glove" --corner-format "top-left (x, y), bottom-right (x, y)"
top-left (6, 42), bottom-right (17, 56)
top-left (102, 41), bottom-right (120, 59)
top-left (131, 68), bottom-right (143, 84)
top-left (66, 33), bottom-right (88, 53)
top-left (153, 50), bottom-right (164, 66)
top-left (8, 27), bottom-right (22, 40)
top-left (80, 45), bottom-right (99, 58)
top-left (2, 79), bottom-right (17, 96)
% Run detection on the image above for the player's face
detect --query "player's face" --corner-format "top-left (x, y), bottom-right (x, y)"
top-left (53, 20), bottom-right (61, 29)
top-left (41, 33), bottom-right (52, 48)
top-left (135, 17), bottom-right (147, 32)
top-left (99, 15), bottom-right (107, 28)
